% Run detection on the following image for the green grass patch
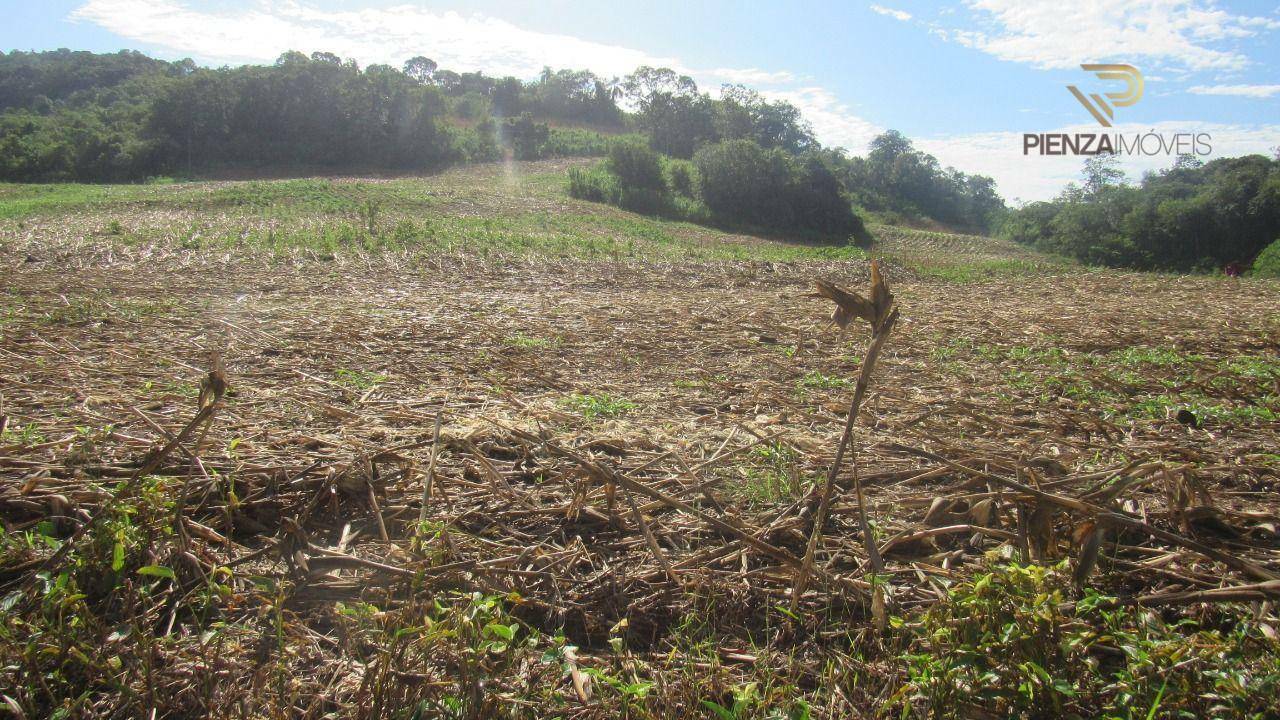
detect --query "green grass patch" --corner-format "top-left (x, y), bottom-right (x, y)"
top-left (909, 259), bottom-right (1058, 283)
top-left (1218, 354), bottom-right (1280, 380)
top-left (334, 368), bottom-right (387, 390)
top-left (504, 333), bottom-right (557, 350)
top-left (560, 392), bottom-right (638, 419)
top-left (38, 293), bottom-right (171, 325)
top-left (942, 339), bottom-right (1278, 427)
top-left (724, 443), bottom-right (807, 505)
top-left (0, 165), bottom-right (968, 263)
top-left (797, 370), bottom-right (852, 390)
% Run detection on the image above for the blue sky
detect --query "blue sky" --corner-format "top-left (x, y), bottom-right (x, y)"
top-left (3, 0), bottom-right (1279, 200)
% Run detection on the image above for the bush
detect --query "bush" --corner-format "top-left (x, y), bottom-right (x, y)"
top-left (999, 201), bottom-right (1058, 246)
top-left (892, 561), bottom-right (1280, 718)
top-left (694, 139), bottom-right (792, 227)
top-left (568, 162), bottom-right (673, 215)
top-left (665, 158), bottom-right (696, 198)
top-left (694, 139), bottom-right (863, 239)
top-left (503, 113), bottom-right (550, 160)
top-left (607, 138), bottom-right (665, 191)
top-left (447, 122), bottom-right (500, 163)
top-left (1253, 238), bottom-right (1280, 278)
top-left (572, 138), bottom-right (865, 241)
top-left (450, 92), bottom-right (490, 120)
top-left (791, 154), bottom-right (867, 241)
top-left (616, 187), bottom-right (670, 215)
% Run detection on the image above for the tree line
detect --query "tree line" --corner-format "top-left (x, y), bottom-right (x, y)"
top-left (611, 67), bottom-right (1003, 233)
top-left (569, 137), bottom-right (870, 243)
top-left (1001, 152), bottom-right (1280, 273)
top-left (0, 49), bottom-right (1006, 235)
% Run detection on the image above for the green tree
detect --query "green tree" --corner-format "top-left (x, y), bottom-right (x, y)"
top-left (1083, 152), bottom-right (1125, 196)
top-left (403, 56), bottom-right (438, 84)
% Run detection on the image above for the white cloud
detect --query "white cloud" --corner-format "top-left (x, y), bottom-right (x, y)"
top-left (70, 0), bottom-right (808, 98)
top-left (918, 121), bottom-right (1280, 203)
top-left (949, 0), bottom-right (1280, 71)
top-left (706, 67), bottom-right (799, 86)
top-left (68, 0), bottom-right (801, 92)
top-left (763, 86), bottom-right (884, 153)
top-left (870, 4), bottom-right (913, 22)
top-left (1188, 83), bottom-right (1280, 98)
top-left (70, 0), bottom-right (674, 77)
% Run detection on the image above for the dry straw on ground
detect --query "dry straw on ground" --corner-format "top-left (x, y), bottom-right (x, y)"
top-left (1, 243), bottom-right (1279, 716)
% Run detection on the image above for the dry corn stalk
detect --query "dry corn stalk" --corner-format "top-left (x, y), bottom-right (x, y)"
top-left (792, 260), bottom-right (900, 612)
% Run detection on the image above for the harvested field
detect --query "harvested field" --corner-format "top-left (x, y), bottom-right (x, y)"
top-left (2, 164), bottom-right (1280, 718)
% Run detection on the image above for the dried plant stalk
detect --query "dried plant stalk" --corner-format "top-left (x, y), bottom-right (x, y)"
top-left (793, 261), bottom-right (899, 611)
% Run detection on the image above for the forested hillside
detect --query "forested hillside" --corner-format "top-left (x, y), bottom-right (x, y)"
top-left (1002, 153), bottom-right (1280, 273)
top-left (0, 49), bottom-right (1005, 233)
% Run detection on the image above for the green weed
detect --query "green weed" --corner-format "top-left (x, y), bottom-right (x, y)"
top-left (334, 368), bottom-right (387, 390)
top-left (890, 560), bottom-right (1280, 718)
top-left (797, 371), bottom-right (851, 390)
top-left (505, 333), bottom-right (556, 350)
top-left (2, 422), bottom-right (45, 447)
top-left (561, 392), bottom-right (638, 419)
top-left (725, 443), bottom-right (806, 505)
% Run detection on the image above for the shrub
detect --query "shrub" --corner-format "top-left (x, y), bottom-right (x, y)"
top-left (694, 139), bottom-right (792, 227)
top-left (791, 154), bottom-right (868, 241)
top-left (607, 138), bottom-right (665, 191)
top-left (665, 158), bottom-right (696, 198)
top-left (1252, 238), bottom-right (1280, 278)
top-left (573, 139), bottom-right (863, 240)
top-left (694, 139), bottom-right (864, 240)
top-left (450, 92), bottom-right (491, 120)
top-left (999, 200), bottom-right (1059, 246)
top-left (892, 561), bottom-right (1280, 718)
top-left (503, 113), bottom-right (550, 160)
top-left (616, 187), bottom-right (670, 215)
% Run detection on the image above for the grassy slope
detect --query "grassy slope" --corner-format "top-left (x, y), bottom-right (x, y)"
top-left (0, 159), bottom-right (864, 262)
top-left (870, 224), bottom-right (1072, 281)
top-left (0, 159), bottom-right (1065, 274)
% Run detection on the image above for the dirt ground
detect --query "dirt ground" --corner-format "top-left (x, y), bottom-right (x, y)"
top-left (2, 247), bottom-right (1280, 716)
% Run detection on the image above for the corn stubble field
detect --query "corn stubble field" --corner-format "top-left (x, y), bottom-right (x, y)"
top-left (2, 160), bottom-right (1280, 719)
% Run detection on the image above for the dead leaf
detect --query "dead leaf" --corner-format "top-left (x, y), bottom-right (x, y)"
top-left (1186, 505), bottom-right (1239, 538)
top-left (968, 498), bottom-right (995, 526)
top-left (198, 350), bottom-right (227, 410)
top-left (1072, 521), bottom-right (1105, 588)
top-left (813, 260), bottom-right (896, 333)
top-left (812, 280), bottom-right (875, 329)
top-left (869, 260), bottom-right (895, 329)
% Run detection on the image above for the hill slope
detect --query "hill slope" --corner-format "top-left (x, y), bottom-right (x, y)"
top-left (1, 159), bottom-right (1054, 275)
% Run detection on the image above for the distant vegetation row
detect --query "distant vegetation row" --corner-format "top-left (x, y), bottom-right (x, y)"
top-left (3, 49), bottom-right (1277, 273)
top-left (1002, 153), bottom-right (1280, 275)
top-left (569, 138), bottom-right (869, 243)
top-left (0, 49), bottom-right (1003, 236)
